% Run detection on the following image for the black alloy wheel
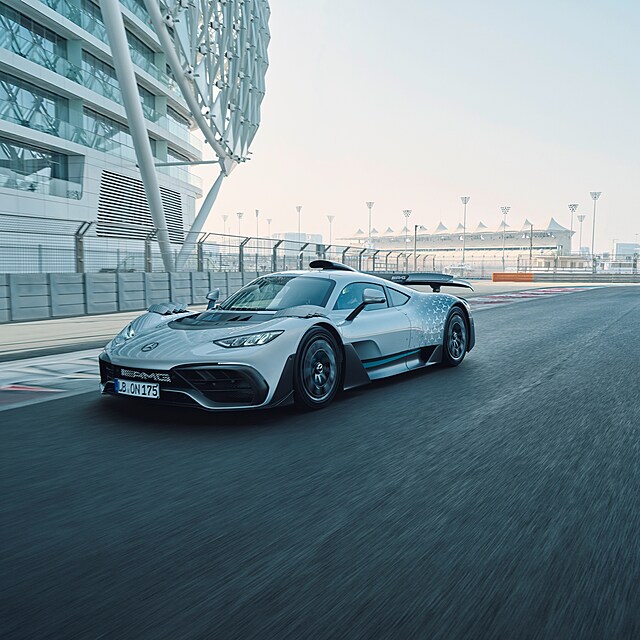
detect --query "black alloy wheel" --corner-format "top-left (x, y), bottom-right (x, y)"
top-left (442, 309), bottom-right (468, 367)
top-left (293, 327), bottom-right (342, 410)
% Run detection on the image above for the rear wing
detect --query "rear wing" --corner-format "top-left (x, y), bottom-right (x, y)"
top-left (380, 273), bottom-right (474, 293)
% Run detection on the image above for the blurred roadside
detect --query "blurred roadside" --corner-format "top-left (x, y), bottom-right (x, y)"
top-left (0, 281), bottom-right (625, 362)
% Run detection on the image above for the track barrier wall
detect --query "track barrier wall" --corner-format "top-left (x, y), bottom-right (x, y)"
top-left (0, 271), bottom-right (260, 323)
top-left (3, 270), bottom-right (639, 324)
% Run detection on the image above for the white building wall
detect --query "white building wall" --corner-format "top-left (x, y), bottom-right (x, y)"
top-left (0, 0), bottom-right (203, 233)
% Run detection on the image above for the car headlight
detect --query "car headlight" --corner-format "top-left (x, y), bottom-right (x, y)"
top-left (214, 331), bottom-right (283, 348)
top-left (113, 323), bottom-right (136, 345)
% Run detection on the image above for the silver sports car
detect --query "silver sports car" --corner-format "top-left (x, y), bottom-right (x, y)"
top-left (99, 261), bottom-right (475, 411)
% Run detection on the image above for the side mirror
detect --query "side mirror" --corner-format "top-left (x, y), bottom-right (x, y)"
top-left (362, 288), bottom-right (386, 305)
top-left (206, 289), bottom-right (220, 309)
top-left (346, 288), bottom-right (386, 321)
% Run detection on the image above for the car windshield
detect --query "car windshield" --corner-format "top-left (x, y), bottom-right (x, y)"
top-left (219, 275), bottom-right (335, 311)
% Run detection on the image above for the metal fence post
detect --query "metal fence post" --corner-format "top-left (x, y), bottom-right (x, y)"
top-left (271, 240), bottom-right (283, 272)
top-left (238, 236), bottom-right (250, 273)
top-left (297, 242), bottom-right (310, 270)
top-left (144, 230), bottom-right (156, 273)
top-left (342, 246), bottom-right (350, 265)
top-left (144, 238), bottom-right (152, 272)
top-left (196, 232), bottom-right (209, 272)
top-left (358, 248), bottom-right (366, 271)
top-left (371, 250), bottom-right (380, 272)
top-left (74, 222), bottom-right (92, 273)
top-left (197, 241), bottom-right (204, 272)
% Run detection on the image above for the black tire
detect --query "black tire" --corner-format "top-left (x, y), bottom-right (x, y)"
top-left (293, 327), bottom-right (342, 410)
top-left (442, 309), bottom-right (468, 367)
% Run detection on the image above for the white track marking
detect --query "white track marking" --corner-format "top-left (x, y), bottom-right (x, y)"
top-left (469, 286), bottom-right (599, 307)
top-left (0, 349), bottom-right (101, 411)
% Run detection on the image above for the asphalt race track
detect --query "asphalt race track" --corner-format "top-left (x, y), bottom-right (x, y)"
top-left (2, 286), bottom-right (640, 639)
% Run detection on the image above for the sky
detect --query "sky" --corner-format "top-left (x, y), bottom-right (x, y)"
top-left (194, 0), bottom-right (640, 251)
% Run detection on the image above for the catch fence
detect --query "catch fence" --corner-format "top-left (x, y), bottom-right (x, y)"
top-left (1, 214), bottom-right (637, 276)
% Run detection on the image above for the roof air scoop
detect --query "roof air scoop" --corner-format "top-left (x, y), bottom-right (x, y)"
top-left (309, 260), bottom-right (357, 272)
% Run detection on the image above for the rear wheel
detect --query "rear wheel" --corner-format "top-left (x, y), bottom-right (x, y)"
top-left (442, 309), bottom-right (468, 367)
top-left (293, 328), bottom-right (342, 410)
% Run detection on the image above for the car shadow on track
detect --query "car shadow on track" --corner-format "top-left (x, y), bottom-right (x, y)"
top-left (95, 394), bottom-right (301, 432)
top-left (93, 359), bottom-right (479, 435)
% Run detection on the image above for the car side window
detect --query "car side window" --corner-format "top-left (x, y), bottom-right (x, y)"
top-left (387, 288), bottom-right (411, 307)
top-left (333, 283), bottom-right (387, 311)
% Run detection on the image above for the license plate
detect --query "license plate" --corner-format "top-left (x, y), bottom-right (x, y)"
top-left (114, 378), bottom-right (160, 399)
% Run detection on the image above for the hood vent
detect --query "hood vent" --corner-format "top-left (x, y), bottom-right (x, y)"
top-left (169, 311), bottom-right (273, 329)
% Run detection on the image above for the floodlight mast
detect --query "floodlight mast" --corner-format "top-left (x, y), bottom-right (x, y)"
top-left (402, 210), bottom-right (412, 272)
top-left (577, 214), bottom-right (586, 253)
top-left (366, 202), bottom-right (375, 248)
top-left (590, 192), bottom-right (601, 272)
top-left (327, 215), bottom-right (335, 246)
top-left (296, 206), bottom-right (303, 241)
top-left (460, 197), bottom-right (470, 265)
top-left (568, 204), bottom-right (579, 252)
top-left (500, 206), bottom-right (511, 271)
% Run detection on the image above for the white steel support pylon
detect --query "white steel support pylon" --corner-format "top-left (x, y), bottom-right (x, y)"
top-left (99, 0), bottom-right (175, 272)
top-left (176, 169), bottom-right (225, 270)
top-left (145, 0), bottom-right (271, 268)
top-left (103, 1), bottom-right (271, 272)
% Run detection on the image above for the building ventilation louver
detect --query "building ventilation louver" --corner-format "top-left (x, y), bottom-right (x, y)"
top-left (97, 170), bottom-right (184, 242)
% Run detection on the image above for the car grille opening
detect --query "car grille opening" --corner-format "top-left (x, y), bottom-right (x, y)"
top-left (172, 367), bottom-right (263, 405)
top-left (99, 357), bottom-right (267, 407)
top-left (99, 358), bottom-right (115, 385)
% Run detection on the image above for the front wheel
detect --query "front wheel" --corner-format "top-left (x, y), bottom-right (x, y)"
top-left (293, 327), bottom-right (342, 410)
top-left (442, 309), bottom-right (468, 367)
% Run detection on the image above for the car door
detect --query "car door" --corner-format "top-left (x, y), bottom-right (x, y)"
top-left (330, 282), bottom-right (412, 372)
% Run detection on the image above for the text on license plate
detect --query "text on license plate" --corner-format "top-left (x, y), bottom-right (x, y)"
top-left (115, 378), bottom-right (160, 399)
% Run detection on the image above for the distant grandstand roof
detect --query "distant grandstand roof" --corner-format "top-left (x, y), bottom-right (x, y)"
top-left (547, 217), bottom-right (569, 232)
top-left (419, 225), bottom-right (428, 231)
top-left (521, 218), bottom-right (534, 230)
top-left (475, 221), bottom-right (488, 231)
top-left (435, 222), bottom-right (448, 233)
top-left (496, 220), bottom-right (511, 231)
top-left (455, 223), bottom-right (465, 231)
top-left (371, 227), bottom-right (379, 235)
top-left (355, 228), bottom-right (364, 235)
top-left (384, 226), bottom-right (394, 234)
